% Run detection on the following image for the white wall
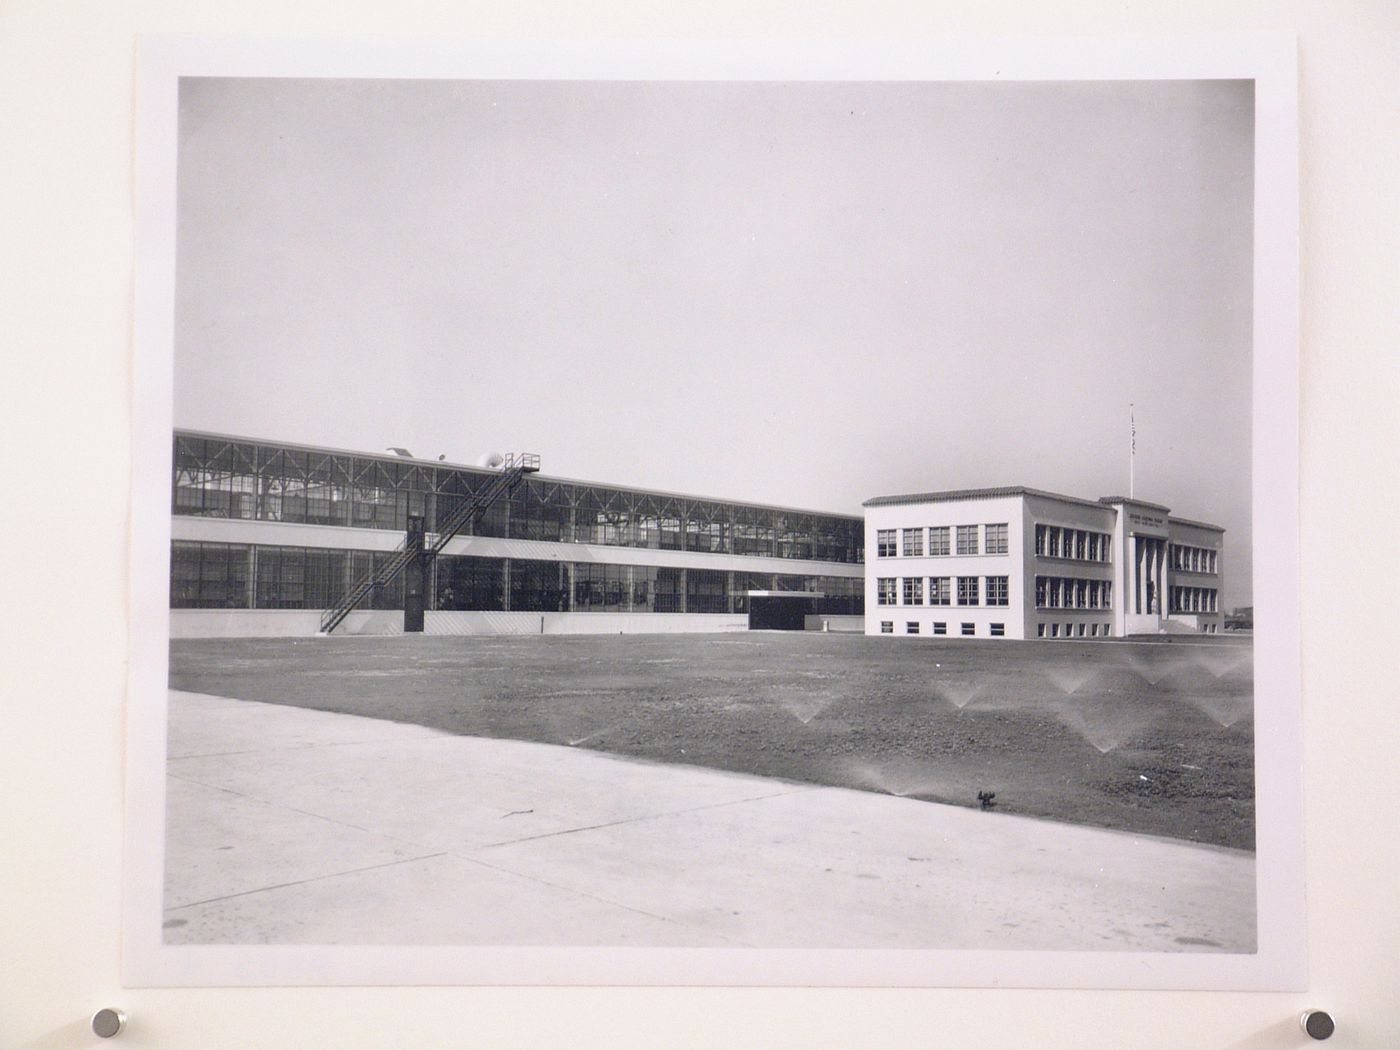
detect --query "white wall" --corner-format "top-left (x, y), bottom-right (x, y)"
top-left (865, 494), bottom-right (1024, 637)
top-left (3, 5), bottom-right (1398, 1049)
top-left (169, 609), bottom-right (749, 637)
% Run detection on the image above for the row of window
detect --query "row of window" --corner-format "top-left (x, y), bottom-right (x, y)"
top-left (1169, 586), bottom-right (1220, 613)
top-left (172, 434), bottom-right (865, 564)
top-left (879, 621), bottom-right (1005, 637)
top-left (1170, 544), bottom-right (1219, 575)
top-left (1034, 576), bottom-right (1113, 610)
top-left (1033, 525), bottom-right (1112, 562)
top-left (875, 523), bottom-right (1009, 558)
top-left (170, 541), bottom-right (863, 615)
top-left (1036, 622), bottom-right (1114, 638)
top-left (875, 576), bottom-right (1010, 607)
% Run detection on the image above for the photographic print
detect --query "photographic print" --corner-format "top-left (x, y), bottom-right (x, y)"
top-left (125, 38), bottom-right (1302, 988)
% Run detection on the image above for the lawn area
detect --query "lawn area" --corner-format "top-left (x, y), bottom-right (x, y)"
top-left (169, 632), bottom-right (1255, 850)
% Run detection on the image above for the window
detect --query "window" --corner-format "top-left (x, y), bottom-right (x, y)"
top-left (1047, 527), bottom-right (1061, 558)
top-left (1037, 575), bottom-right (1110, 610)
top-left (956, 525), bottom-right (979, 555)
top-left (928, 527), bottom-right (951, 556)
top-left (961, 622), bottom-right (975, 636)
top-left (903, 577), bottom-right (924, 605)
top-left (906, 622), bottom-right (919, 634)
top-left (990, 623), bottom-right (1005, 637)
top-left (956, 576), bottom-right (979, 605)
top-left (877, 577), bottom-right (897, 606)
top-left (985, 576), bottom-right (1009, 606)
top-left (876, 530), bottom-right (897, 558)
top-left (928, 576), bottom-right (951, 606)
top-left (932, 621), bottom-right (947, 635)
top-left (902, 528), bottom-right (923, 557)
top-left (1077, 623), bottom-right (1087, 637)
top-left (1050, 623), bottom-right (1060, 638)
top-left (984, 523), bottom-right (1008, 555)
top-left (880, 621), bottom-right (893, 634)
top-left (1090, 623), bottom-right (1099, 637)
top-left (1035, 524), bottom-right (1047, 556)
top-left (1102, 625), bottom-right (1112, 637)
top-left (1037, 623), bottom-right (1046, 638)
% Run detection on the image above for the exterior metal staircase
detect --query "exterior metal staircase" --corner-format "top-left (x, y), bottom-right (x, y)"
top-left (318, 453), bottom-right (540, 634)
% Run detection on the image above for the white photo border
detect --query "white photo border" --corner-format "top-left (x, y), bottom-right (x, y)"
top-left (126, 34), bottom-right (1302, 989)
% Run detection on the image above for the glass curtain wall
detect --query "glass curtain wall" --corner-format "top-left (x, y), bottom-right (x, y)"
top-left (171, 541), bottom-right (865, 615)
top-left (174, 434), bottom-right (863, 563)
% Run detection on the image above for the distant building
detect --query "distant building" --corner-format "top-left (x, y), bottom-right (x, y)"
top-left (1225, 606), bottom-right (1254, 631)
top-left (862, 487), bottom-right (1224, 640)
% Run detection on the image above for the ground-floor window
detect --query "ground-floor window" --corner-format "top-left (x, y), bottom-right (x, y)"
top-left (906, 621), bottom-right (919, 634)
top-left (933, 621), bottom-right (947, 635)
top-left (990, 622), bottom-right (1005, 636)
top-left (170, 541), bottom-right (862, 616)
top-left (880, 621), bottom-right (893, 634)
top-left (1037, 623), bottom-right (1046, 638)
top-left (961, 622), bottom-right (975, 636)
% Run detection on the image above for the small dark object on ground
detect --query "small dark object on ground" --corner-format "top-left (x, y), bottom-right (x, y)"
top-left (978, 790), bottom-right (997, 810)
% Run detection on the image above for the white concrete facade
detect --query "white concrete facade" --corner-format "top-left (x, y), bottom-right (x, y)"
top-left (863, 488), bottom-right (1225, 640)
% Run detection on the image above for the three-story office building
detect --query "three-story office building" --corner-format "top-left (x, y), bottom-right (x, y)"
top-left (863, 487), bottom-right (1224, 639)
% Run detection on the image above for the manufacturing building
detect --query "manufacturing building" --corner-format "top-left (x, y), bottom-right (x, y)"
top-left (862, 487), bottom-right (1224, 640)
top-left (169, 430), bottom-right (865, 637)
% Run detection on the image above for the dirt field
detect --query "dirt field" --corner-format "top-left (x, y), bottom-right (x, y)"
top-left (169, 632), bottom-right (1255, 850)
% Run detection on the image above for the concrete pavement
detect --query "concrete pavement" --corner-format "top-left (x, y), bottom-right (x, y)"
top-left (163, 690), bottom-right (1256, 951)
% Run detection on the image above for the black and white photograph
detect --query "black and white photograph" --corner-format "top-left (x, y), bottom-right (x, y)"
top-left (124, 38), bottom-right (1303, 989)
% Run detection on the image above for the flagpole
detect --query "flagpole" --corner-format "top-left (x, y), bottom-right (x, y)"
top-left (1129, 404), bottom-right (1136, 499)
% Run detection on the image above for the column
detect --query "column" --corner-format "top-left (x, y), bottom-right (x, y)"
top-left (1133, 537), bottom-right (1144, 614)
top-left (1145, 540), bottom-right (1156, 614)
top-left (1155, 541), bottom-right (1165, 615)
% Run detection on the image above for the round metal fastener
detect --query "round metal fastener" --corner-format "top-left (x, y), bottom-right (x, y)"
top-left (1300, 1010), bottom-right (1335, 1040)
top-left (91, 1008), bottom-right (127, 1038)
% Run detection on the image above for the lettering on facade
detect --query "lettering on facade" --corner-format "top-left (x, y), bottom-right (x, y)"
top-left (1128, 511), bottom-right (1167, 531)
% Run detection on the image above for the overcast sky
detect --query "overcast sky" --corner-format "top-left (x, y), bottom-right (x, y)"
top-left (174, 77), bottom-right (1254, 604)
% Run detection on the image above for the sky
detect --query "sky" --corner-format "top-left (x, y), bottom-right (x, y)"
top-left (174, 77), bottom-right (1254, 605)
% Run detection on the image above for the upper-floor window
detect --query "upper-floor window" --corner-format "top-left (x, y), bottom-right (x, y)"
top-left (928, 527), bottom-right (951, 556)
top-left (984, 523), bottom-right (1008, 555)
top-left (1035, 524), bottom-right (1111, 563)
top-left (956, 525), bottom-right (979, 556)
top-left (876, 530), bottom-right (897, 558)
top-left (902, 528), bottom-right (923, 557)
